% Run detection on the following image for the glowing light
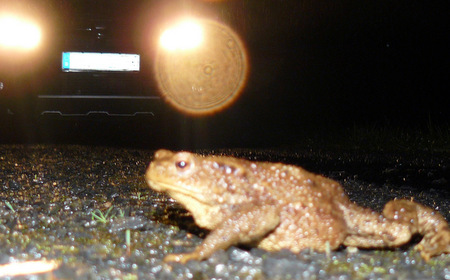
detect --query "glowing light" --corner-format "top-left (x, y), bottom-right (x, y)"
top-left (160, 20), bottom-right (203, 51)
top-left (155, 19), bottom-right (248, 115)
top-left (0, 15), bottom-right (41, 49)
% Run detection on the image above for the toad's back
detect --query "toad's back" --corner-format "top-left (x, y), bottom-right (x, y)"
top-left (243, 160), bottom-right (350, 207)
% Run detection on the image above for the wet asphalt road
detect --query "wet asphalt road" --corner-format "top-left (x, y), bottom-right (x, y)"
top-left (0, 145), bottom-right (449, 279)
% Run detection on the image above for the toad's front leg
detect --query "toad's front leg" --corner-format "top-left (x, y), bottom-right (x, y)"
top-left (164, 205), bottom-right (280, 264)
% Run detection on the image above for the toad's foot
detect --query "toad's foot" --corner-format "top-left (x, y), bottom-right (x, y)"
top-left (415, 227), bottom-right (450, 261)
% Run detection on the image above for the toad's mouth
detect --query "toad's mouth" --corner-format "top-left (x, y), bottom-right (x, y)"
top-left (146, 177), bottom-right (212, 205)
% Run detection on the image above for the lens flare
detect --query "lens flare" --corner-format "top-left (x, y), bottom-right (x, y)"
top-left (160, 20), bottom-right (203, 51)
top-left (155, 19), bottom-right (248, 115)
top-left (0, 15), bottom-right (41, 49)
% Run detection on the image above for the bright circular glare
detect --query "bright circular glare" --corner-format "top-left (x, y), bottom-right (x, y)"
top-left (160, 20), bottom-right (203, 51)
top-left (0, 16), bottom-right (41, 49)
top-left (155, 19), bottom-right (248, 115)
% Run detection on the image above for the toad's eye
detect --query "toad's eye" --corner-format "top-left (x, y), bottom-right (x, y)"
top-left (176, 160), bottom-right (189, 169)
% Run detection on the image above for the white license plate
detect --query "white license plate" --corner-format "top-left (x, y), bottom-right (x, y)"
top-left (62, 52), bottom-right (140, 72)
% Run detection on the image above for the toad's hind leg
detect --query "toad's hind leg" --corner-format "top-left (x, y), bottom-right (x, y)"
top-left (341, 203), bottom-right (413, 249)
top-left (342, 199), bottom-right (450, 261)
top-left (382, 199), bottom-right (450, 261)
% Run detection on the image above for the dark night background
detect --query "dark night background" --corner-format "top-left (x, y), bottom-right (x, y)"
top-left (0, 0), bottom-right (448, 148)
top-left (222, 0), bottom-right (449, 148)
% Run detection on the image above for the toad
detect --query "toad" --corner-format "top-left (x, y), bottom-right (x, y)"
top-left (145, 149), bottom-right (450, 263)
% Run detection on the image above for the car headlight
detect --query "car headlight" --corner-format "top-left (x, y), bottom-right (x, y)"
top-left (160, 19), bottom-right (203, 51)
top-left (0, 15), bottom-right (41, 50)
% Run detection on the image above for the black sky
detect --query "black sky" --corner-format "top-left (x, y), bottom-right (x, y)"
top-left (225, 0), bottom-right (449, 125)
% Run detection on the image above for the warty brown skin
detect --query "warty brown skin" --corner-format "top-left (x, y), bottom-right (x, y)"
top-left (145, 149), bottom-right (450, 263)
